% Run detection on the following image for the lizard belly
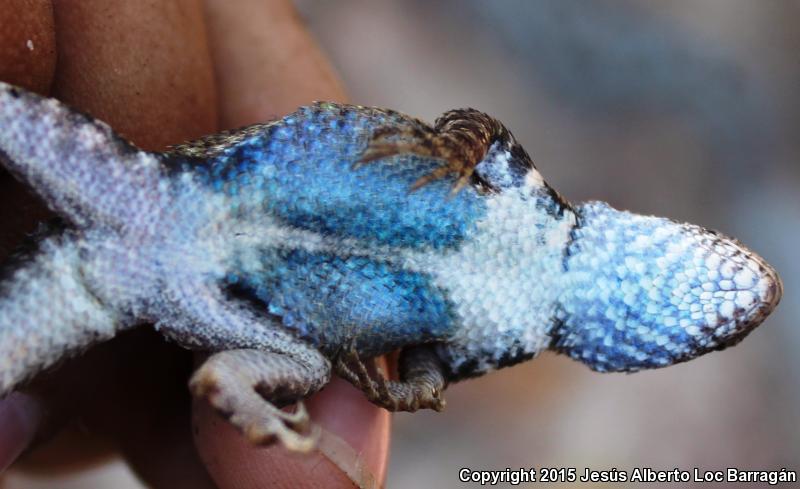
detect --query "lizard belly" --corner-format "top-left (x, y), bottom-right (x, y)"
top-left (224, 237), bottom-right (457, 358)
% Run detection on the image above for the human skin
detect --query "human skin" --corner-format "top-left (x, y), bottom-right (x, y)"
top-left (0, 1), bottom-right (390, 487)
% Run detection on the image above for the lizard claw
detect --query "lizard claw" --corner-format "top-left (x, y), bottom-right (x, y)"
top-left (357, 107), bottom-right (512, 195)
top-left (334, 340), bottom-right (446, 412)
top-left (357, 126), bottom-right (477, 195)
top-left (191, 350), bottom-right (323, 453)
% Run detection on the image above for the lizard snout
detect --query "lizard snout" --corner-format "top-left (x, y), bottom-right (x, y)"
top-left (550, 201), bottom-right (782, 373)
top-left (723, 253), bottom-right (782, 346)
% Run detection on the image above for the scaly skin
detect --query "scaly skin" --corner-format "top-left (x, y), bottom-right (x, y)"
top-left (0, 82), bottom-right (782, 451)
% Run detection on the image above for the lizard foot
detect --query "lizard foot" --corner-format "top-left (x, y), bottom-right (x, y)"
top-left (335, 342), bottom-right (446, 412)
top-left (191, 349), bottom-right (327, 453)
top-left (357, 108), bottom-right (510, 194)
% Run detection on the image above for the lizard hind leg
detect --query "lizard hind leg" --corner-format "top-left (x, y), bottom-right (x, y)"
top-left (0, 82), bottom-right (167, 228)
top-left (0, 225), bottom-right (131, 396)
top-left (190, 349), bottom-right (330, 453)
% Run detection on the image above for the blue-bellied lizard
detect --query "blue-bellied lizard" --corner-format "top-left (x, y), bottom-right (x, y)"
top-left (0, 81), bottom-right (783, 452)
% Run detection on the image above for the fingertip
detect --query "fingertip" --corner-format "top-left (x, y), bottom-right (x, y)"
top-left (308, 376), bottom-right (391, 486)
top-left (193, 376), bottom-right (390, 489)
top-left (0, 392), bottom-right (44, 472)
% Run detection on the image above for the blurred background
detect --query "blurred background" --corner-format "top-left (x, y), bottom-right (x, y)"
top-left (6, 1), bottom-right (799, 487)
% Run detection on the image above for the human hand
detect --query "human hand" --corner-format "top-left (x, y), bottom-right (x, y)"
top-left (0, 1), bottom-right (390, 487)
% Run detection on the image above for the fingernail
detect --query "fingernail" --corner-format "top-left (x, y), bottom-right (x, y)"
top-left (0, 392), bottom-right (44, 472)
top-left (317, 428), bottom-right (382, 489)
top-left (308, 376), bottom-right (391, 489)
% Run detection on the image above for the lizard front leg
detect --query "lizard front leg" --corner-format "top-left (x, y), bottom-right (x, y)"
top-left (335, 343), bottom-right (446, 412)
top-left (358, 108), bottom-right (517, 193)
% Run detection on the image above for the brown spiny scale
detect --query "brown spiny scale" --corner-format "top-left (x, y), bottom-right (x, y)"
top-left (358, 108), bottom-right (511, 194)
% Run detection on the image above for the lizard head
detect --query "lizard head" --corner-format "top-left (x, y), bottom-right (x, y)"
top-left (429, 137), bottom-right (781, 380)
top-left (550, 200), bottom-right (782, 372)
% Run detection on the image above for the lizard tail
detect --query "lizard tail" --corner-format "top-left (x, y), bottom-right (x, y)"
top-left (0, 224), bottom-right (126, 396)
top-left (0, 82), bottom-right (169, 229)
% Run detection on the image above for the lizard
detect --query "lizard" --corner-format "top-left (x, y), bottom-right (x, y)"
top-left (0, 81), bottom-right (783, 452)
